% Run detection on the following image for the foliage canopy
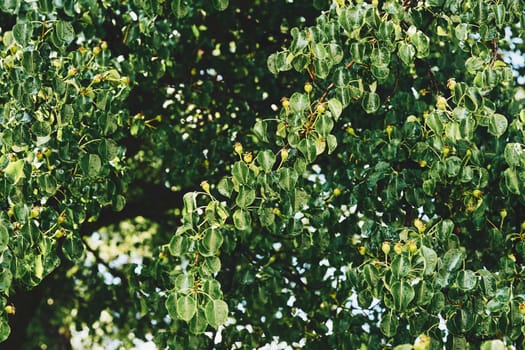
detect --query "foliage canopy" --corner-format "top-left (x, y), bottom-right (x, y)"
top-left (0, 0), bottom-right (525, 349)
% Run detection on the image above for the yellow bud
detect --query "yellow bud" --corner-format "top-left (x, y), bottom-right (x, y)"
top-left (500, 209), bottom-right (507, 220)
top-left (92, 46), bottom-right (101, 56)
top-left (100, 41), bottom-right (108, 50)
top-left (447, 78), bottom-right (456, 91)
top-left (386, 125), bottom-right (393, 138)
top-left (394, 242), bottom-right (404, 255)
top-left (272, 208), bottom-right (281, 216)
top-left (436, 95), bottom-right (447, 111)
top-left (316, 103), bottom-right (326, 114)
top-left (234, 142), bottom-right (243, 156)
top-left (4, 305), bottom-right (15, 315)
top-left (414, 334), bottom-right (430, 350)
top-left (346, 127), bottom-right (356, 136)
top-left (407, 240), bottom-right (418, 254)
top-left (92, 74), bottom-right (103, 84)
top-left (443, 146), bottom-right (450, 157)
top-left (508, 253), bottom-right (516, 263)
top-left (414, 218), bottom-right (426, 233)
top-left (304, 82), bottom-right (313, 94)
top-left (419, 160), bottom-right (427, 168)
top-left (381, 241), bottom-right (391, 255)
top-left (333, 188), bottom-right (342, 197)
top-left (519, 302), bottom-right (525, 315)
top-left (281, 98), bottom-right (290, 109)
top-left (243, 152), bottom-right (253, 163)
top-left (67, 67), bottom-right (78, 77)
top-left (57, 213), bottom-right (66, 225)
top-left (200, 180), bottom-right (210, 194)
top-left (472, 189), bottom-right (483, 199)
top-left (358, 246), bottom-right (366, 255)
top-left (371, 0), bottom-right (379, 6)
top-left (280, 148), bottom-right (289, 162)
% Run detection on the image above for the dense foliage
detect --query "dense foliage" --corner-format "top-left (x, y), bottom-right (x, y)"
top-left (0, 0), bottom-right (524, 349)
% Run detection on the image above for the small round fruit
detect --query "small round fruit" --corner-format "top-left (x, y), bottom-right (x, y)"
top-left (447, 78), bottom-right (456, 91)
top-left (358, 246), bottom-right (366, 255)
top-left (436, 96), bottom-right (447, 111)
top-left (381, 241), bottom-right (391, 255)
top-left (394, 242), bottom-right (404, 255)
top-left (304, 82), bottom-right (313, 94)
top-left (333, 188), bottom-right (342, 197)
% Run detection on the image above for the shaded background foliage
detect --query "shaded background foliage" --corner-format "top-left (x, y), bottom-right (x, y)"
top-left (0, 0), bottom-right (524, 349)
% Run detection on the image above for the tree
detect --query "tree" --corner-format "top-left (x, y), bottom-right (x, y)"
top-left (0, 0), bottom-right (524, 348)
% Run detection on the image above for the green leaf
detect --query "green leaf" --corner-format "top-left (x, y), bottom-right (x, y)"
top-left (232, 161), bottom-right (251, 184)
top-left (217, 178), bottom-right (234, 198)
top-left (171, 0), bottom-right (189, 18)
top-left (4, 159), bottom-right (26, 184)
top-left (289, 92), bottom-right (309, 113)
top-left (112, 194), bottom-right (126, 212)
top-left (177, 294), bottom-right (197, 322)
top-left (80, 154), bottom-right (102, 178)
top-left (297, 137), bottom-right (317, 163)
top-left (53, 21), bottom-right (75, 45)
top-left (253, 120), bottom-right (268, 142)
top-left (0, 224), bottom-right (8, 252)
top-left (362, 92), bottom-right (380, 114)
top-left (62, 235), bottom-right (85, 261)
top-left (504, 143), bottom-right (522, 167)
top-left (393, 346), bottom-right (412, 350)
top-left (165, 293), bottom-right (177, 318)
top-left (411, 30), bottom-right (430, 58)
top-left (391, 255), bottom-right (410, 279)
top-left (379, 313), bottom-right (398, 337)
top-left (391, 281), bottom-right (415, 311)
top-left (488, 113), bottom-right (508, 137)
top-left (326, 134), bottom-right (337, 154)
top-left (13, 22), bottom-right (33, 46)
top-left (442, 248), bottom-right (464, 272)
top-left (503, 168), bottom-right (520, 195)
top-left (0, 317), bottom-right (10, 343)
top-left (205, 299), bottom-right (229, 328)
top-left (98, 139), bottom-right (119, 162)
top-left (480, 340), bottom-right (505, 350)
top-left (201, 229), bottom-right (224, 254)
top-left (278, 167), bottom-right (298, 192)
top-left (457, 270), bottom-right (477, 291)
top-left (397, 41), bottom-right (415, 66)
top-left (235, 186), bottom-right (255, 208)
top-left (211, 0), bottom-right (228, 11)
top-left (189, 307), bottom-right (207, 334)
top-left (174, 274), bottom-right (194, 293)
top-left (327, 98), bottom-right (342, 120)
top-left (233, 209), bottom-right (251, 231)
top-left (426, 111), bottom-right (443, 135)
top-left (316, 114), bottom-right (334, 137)
top-left (257, 150), bottom-right (276, 173)
top-left (169, 235), bottom-right (189, 257)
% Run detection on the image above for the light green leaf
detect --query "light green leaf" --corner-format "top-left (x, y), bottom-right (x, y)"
top-left (327, 98), bottom-right (342, 120)
top-left (289, 92), bottom-right (309, 113)
top-left (391, 255), bottom-right (410, 279)
top-left (165, 293), bottom-right (177, 318)
top-left (205, 299), bottom-right (229, 328)
top-left (177, 294), bottom-right (197, 322)
top-left (169, 235), bottom-right (189, 257)
top-left (397, 41), bottom-right (415, 66)
top-left (201, 229), bottom-right (224, 254)
top-left (62, 235), bottom-right (85, 261)
top-left (257, 150), bottom-right (276, 173)
top-left (278, 167), bottom-right (298, 191)
top-left (217, 177), bottom-right (234, 198)
top-left (442, 248), bottom-right (464, 272)
top-left (235, 186), bottom-right (255, 208)
top-left (80, 154), bottom-right (102, 178)
top-left (391, 281), bottom-right (415, 311)
top-left (480, 340), bottom-right (505, 350)
top-left (171, 0), bottom-right (189, 18)
top-left (503, 168), bottom-right (520, 194)
top-left (362, 92), bottom-right (380, 114)
top-left (504, 143), bottom-right (522, 167)
top-left (54, 21), bottom-right (75, 45)
top-left (0, 224), bottom-right (8, 251)
top-left (211, 0), bottom-right (228, 11)
top-left (189, 307), bottom-right (208, 334)
top-left (316, 113), bottom-right (334, 137)
top-left (0, 317), bottom-right (10, 343)
top-left (13, 22), bottom-right (33, 46)
top-left (4, 159), bottom-right (26, 184)
top-left (488, 113), bottom-right (508, 137)
top-left (326, 134), bottom-right (337, 154)
top-left (232, 161), bottom-right (251, 184)
top-left (379, 313), bottom-right (398, 337)
top-left (233, 209), bottom-right (251, 231)
top-left (174, 274), bottom-right (194, 293)
top-left (457, 270), bottom-right (477, 291)
top-left (297, 137), bottom-right (317, 163)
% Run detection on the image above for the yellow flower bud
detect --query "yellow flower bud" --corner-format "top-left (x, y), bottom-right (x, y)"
top-left (234, 142), bottom-right (243, 156)
top-left (381, 241), bottom-right (391, 255)
top-left (304, 82), bottom-right (313, 94)
top-left (243, 152), bottom-right (253, 163)
top-left (200, 180), bottom-right (210, 194)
